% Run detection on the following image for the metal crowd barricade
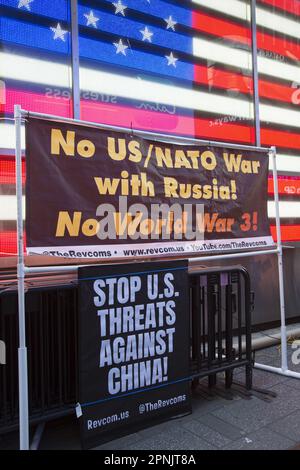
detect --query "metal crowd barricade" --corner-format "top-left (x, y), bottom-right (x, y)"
top-left (1, 266), bottom-right (253, 435)
top-left (189, 266), bottom-right (253, 390)
top-left (0, 285), bottom-right (78, 434)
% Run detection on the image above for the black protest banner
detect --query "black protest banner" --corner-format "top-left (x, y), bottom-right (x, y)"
top-left (77, 260), bottom-right (190, 449)
top-left (26, 118), bottom-right (274, 258)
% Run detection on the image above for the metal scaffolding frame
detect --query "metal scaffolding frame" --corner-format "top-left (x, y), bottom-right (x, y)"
top-left (14, 103), bottom-right (300, 450)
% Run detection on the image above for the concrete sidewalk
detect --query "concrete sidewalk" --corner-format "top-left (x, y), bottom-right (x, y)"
top-left (1, 345), bottom-right (300, 450)
top-left (92, 344), bottom-right (300, 451)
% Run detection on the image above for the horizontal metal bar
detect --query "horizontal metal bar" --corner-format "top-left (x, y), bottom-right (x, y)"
top-left (189, 265), bottom-right (250, 276)
top-left (0, 406), bottom-right (75, 435)
top-left (191, 359), bottom-right (250, 379)
top-left (24, 249), bottom-right (279, 275)
top-left (235, 326), bottom-right (300, 353)
top-left (24, 265), bottom-right (84, 274)
top-left (189, 248), bottom-right (279, 264)
top-left (0, 148), bottom-right (25, 157)
top-left (21, 109), bottom-right (270, 153)
top-left (254, 363), bottom-right (300, 379)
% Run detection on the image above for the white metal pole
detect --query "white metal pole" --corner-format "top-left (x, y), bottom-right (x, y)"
top-left (270, 146), bottom-right (288, 372)
top-left (255, 363), bottom-right (300, 379)
top-left (251, 0), bottom-right (261, 147)
top-left (14, 104), bottom-right (29, 450)
top-left (70, 0), bottom-right (80, 120)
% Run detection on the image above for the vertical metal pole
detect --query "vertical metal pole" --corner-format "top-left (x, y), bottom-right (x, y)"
top-left (270, 146), bottom-right (288, 372)
top-left (71, 0), bottom-right (80, 119)
top-left (242, 269), bottom-right (252, 389)
top-left (14, 104), bottom-right (29, 450)
top-left (251, 0), bottom-right (261, 146)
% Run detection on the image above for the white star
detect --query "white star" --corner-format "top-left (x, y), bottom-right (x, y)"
top-left (113, 0), bottom-right (127, 16)
top-left (113, 38), bottom-right (128, 56)
top-left (165, 52), bottom-right (178, 67)
top-left (140, 26), bottom-right (153, 42)
top-left (165, 15), bottom-right (177, 31)
top-left (50, 23), bottom-right (68, 42)
top-left (84, 10), bottom-right (99, 28)
top-left (18, 0), bottom-right (33, 10)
